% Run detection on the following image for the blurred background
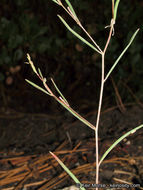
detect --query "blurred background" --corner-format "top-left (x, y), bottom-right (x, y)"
top-left (0, 0), bottom-right (143, 114)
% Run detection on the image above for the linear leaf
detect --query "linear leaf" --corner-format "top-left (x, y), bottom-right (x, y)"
top-left (38, 68), bottom-right (43, 78)
top-left (27, 54), bottom-right (38, 75)
top-left (51, 78), bottom-right (69, 106)
top-left (52, 0), bottom-right (59, 5)
top-left (54, 96), bottom-right (95, 130)
top-left (114, 0), bottom-right (120, 20)
top-left (105, 29), bottom-right (140, 81)
top-left (99, 124), bottom-right (143, 165)
top-left (58, 15), bottom-right (101, 54)
top-left (65, 0), bottom-right (77, 19)
top-left (50, 151), bottom-right (86, 190)
top-left (25, 79), bottom-right (52, 96)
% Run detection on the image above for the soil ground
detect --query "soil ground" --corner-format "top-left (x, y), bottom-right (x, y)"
top-left (0, 97), bottom-right (143, 189)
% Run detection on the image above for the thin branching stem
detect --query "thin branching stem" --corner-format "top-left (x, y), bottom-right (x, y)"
top-left (60, 3), bottom-right (80, 24)
top-left (37, 73), bottom-right (96, 130)
top-left (95, 18), bottom-right (115, 187)
top-left (59, 4), bottom-right (115, 186)
top-left (58, 3), bottom-right (102, 54)
top-left (62, 5), bottom-right (75, 20)
top-left (104, 19), bottom-right (115, 54)
top-left (26, 2), bottom-right (140, 189)
top-left (78, 23), bottom-right (103, 54)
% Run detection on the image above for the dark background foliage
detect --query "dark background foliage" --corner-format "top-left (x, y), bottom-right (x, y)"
top-left (0, 0), bottom-right (143, 113)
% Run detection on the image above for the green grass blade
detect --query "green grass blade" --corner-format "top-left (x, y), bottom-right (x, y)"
top-left (25, 79), bottom-right (52, 96)
top-left (50, 151), bottom-right (86, 190)
top-left (114, 0), bottom-right (120, 20)
top-left (65, 0), bottom-right (77, 19)
top-left (38, 68), bottom-right (43, 78)
top-left (55, 96), bottom-right (95, 130)
top-left (27, 54), bottom-right (38, 75)
top-left (105, 29), bottom-right (140, 81)
top-left (51, 78), bottom-right (69, 106)
top-left (58, 15), bottom-right (101, 54)
top-left (99, 124), bottom-right (143, 165)
top-left (52, 0), bottom-right (59, 5)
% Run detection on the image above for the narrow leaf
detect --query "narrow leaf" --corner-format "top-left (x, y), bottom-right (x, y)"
top-left (50, 151), bottom-right (86, 190)
top-left (99, 124), bottom-right (143, 165)
top-left (114, 0), bottom-right (120, 20)
top-left (27, 54), bottom-right (38, 75)
top-left (25, 79), bottom-right (52, 96)
top-left (58, 15), bottom-right (101, 54)
top-left (38, 68), bottom-right (43, 78)
top-left (51, 78), bottom-right (69, 106)
top-left (52, 0), bottom-right (59, 5)
top-left (65, 0), bottom-right (77, 19)
top-left (54, 96), bottom-right (95, 130)
top-left (105, 29), bottom-right (140, 81)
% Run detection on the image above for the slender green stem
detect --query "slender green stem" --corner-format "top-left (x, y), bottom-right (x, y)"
top-left (95, 53), bottom-right (105, 188)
